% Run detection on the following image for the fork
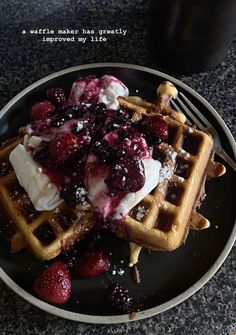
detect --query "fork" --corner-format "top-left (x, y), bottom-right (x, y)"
top-left (171, 92), bottom-right (236, 172)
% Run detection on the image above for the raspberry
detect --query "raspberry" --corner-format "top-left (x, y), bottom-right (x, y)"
top-left (60, 183), bottom-right (88, 207)
top-left (105, 157), bottom-right (145, 193)
top-left (49, 133), bottom-right (80, 165)
top-left (142, 116), bottom-right (168, 140)
top-left (107, 283), bottom-right (134, 313)
top-left (30, 101), bottom-right (55, 121)
top-left (46, 88), bottom-right (66, 105)
top-left (33, 262), bottom-right (71, 304)
top-left (75, 249), bottom-right (110, 277)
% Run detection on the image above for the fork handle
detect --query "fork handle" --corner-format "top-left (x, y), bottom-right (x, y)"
top-left (215, 148), bottom-right (236, 172)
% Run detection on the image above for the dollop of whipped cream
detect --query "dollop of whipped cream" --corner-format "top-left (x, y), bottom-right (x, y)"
top-left (69, 75), bottom-right (129, 109)
top-left (9, 144), bottom-right (63, 211)
top-left (85, 153), bottom-right (161, 220)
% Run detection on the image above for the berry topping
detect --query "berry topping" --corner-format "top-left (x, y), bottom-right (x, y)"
top-left (92, 141), bottom-right (115, 164)
top-left (73, 76), bottom-right (101, 103)
top-left (51, 115), bottom-right (67, 128)
top-left (33, 145), bottom-right (50, 163)
top-left (107, 283), bottom-right (134, 313)
top-left (117, 136), bottom-right (148, 160)
top-left (142, 116), bottom-right (168, 140)
top-left (33, 261), bottom-right (71, 304)
top-left (60, 183), bottom-right (88, 207)
top-left (105, 157), bottom-right (145, 193)
top-left (30, 101), bottom-right (55, 121)
top-left (57, 99), bottom-right (69, 110)
top-left (49, 133), bottom-right (80, 165)
top-left (46, 88), bottom-right (66, 105)
top-left (92, 103), bottom-right (108, 117)
top-left (75, 249), bottom-right (110, 277)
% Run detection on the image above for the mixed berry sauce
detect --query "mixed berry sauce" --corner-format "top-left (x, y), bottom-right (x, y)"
top-left (28, 77), bottom-right (168, 215)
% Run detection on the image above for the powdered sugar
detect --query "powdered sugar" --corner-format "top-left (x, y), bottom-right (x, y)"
top-left (111, 265), bottom-right (125, 276)
top-left (159, 150), bottom-right (177, 183)
top-left (135, 205), bottom-right (148, 221)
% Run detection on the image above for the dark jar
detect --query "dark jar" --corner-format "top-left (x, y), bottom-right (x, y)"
top-left (147, 0), bottom-right (236, 74)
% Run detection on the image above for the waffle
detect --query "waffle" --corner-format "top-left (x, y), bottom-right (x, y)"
top-left (0, 138), bottom-right (95, 260)
top-left (116, 97), bottom-right (226, 265)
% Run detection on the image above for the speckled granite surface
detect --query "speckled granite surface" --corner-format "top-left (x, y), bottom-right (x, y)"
top-left (0, 1), bottom-right (235, 334)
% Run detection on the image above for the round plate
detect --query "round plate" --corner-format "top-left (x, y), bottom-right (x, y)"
top-left (0, 63), bottom-right (235, 324)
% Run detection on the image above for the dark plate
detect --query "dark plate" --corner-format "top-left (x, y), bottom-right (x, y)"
top-left (0, 63), bottom-right (235, 324)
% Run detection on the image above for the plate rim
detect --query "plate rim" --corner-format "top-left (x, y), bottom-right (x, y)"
top-left (0, 62), bottom-right (235, 324)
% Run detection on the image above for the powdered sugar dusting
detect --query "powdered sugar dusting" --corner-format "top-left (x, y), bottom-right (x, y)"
top-left (159, 150), bottom-right (177, 183)
top-left (135, 205), bottom-right (148, 221)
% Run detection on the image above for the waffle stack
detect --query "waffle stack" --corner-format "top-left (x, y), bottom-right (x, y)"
top-left (0, 138), bottom-right (95, 260)
top-left (116, 96), bottom-right (225, 265)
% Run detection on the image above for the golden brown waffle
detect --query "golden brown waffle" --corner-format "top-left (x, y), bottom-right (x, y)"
top-left (116, 97), bottom-right (226, 265)
top-left (121, 81), bottom-right (186, 123)
top-left (0, 138), bottom-right (95, 260)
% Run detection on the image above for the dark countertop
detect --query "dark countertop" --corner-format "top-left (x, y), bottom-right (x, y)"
top-left (0, 1), bottom-right (235, 334)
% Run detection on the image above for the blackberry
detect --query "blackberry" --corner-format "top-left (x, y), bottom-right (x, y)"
top-left (51, 116), bottom-right (67, 127)
top-left (60, 183), bottom-right (88, 207)
top-left (67, 105), bottom-right (85, 118)
top-left (118, 127), bottom-right (140, 141)
top-left (105, 157), bottom-right (145, 193)
top-left (92, 127), bottom-right (107, 141)
top-left (51, 107), bottom-right (77, 127)
top-left (106, 122), bottom-right (119, 132)
top-left (62, 110), bottom-right (75, 120)
top-left (92, 141), bottom-right (115, 164)
top-left (92, 103), bottom-right (107, 115)
top-left (46, 88), bottom-right (66, 105)
top-left (72, 119), bottom-right (92, 136)
top-left (108, 283), bottom-right (134, 313)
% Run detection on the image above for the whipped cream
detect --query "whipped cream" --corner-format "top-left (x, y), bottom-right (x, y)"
top-left (69, 75), bottom-right (129, 109)
top-left (9, 144), bottom-right (63, 211)
top-left (113, 158), bottom-right (161, 219)
top-left (85, 153), bottom-right (161, 220)
top-left (23, 134), bottom-right (42, 149)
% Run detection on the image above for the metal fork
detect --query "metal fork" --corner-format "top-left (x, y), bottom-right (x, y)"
top-left (171, 92), bottom-right (236, 171)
